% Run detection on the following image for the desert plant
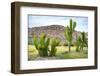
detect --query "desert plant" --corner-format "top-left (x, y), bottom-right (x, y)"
top-left (33, 33), bottom-right (60, 57)
top-left (49, 38), bottom-right (60, 56)
top-left (75, 36), bottom-right (82, 52)
top-left (80, 32), bottom-right (87, 51)
top-left (64, 19), bottom-right (76, 52)
top-left (75, 32), bottom-right (88, 52)
top-left (33, 33), bottom-right (50, 57)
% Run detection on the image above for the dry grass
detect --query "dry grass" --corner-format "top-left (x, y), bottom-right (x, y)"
top-left (28, 45), bottom-right (88, 60)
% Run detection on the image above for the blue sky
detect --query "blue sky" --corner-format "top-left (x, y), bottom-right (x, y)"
top-left (28, 15), bottom-right (88, 32)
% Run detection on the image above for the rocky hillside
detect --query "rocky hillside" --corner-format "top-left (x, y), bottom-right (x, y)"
top-left (28, 25), bottom-right (87, 45)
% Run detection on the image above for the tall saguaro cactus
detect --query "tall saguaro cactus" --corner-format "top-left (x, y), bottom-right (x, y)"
top-left (64, 19), bottom-right (76, 52)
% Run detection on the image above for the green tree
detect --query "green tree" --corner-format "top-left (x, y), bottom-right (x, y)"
top-left (64, 19), bottom-right (76, 52)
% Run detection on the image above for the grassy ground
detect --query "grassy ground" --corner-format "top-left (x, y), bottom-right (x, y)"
top-left (28, 45), bottom-right (88, 60)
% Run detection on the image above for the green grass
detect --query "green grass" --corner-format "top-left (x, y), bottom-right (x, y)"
top-left (56, 51), bottom-right (87, 59)
top-left (28, 45), bottom-right (88, 60)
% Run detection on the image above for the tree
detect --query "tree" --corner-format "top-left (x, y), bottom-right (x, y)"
top-left (64, 19), bottom-right (76, 52)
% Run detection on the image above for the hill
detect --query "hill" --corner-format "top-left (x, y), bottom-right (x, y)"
top-left (28, 25), bottom-right (87, 45)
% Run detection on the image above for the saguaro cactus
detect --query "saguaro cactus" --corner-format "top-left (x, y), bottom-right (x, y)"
top-left (64, 19), bottom-right (76, 52)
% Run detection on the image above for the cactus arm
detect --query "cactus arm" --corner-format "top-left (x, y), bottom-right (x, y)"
top-left (73, 22), bottom-right (76, 31)
top-left (70, 19), bottom-right (72, 31)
